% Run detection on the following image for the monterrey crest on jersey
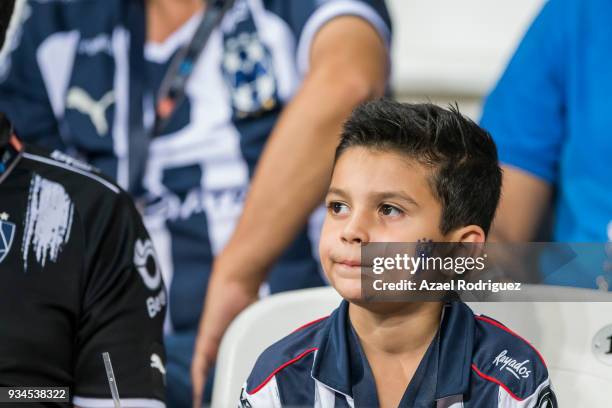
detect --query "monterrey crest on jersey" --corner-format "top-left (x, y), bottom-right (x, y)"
top-left (220, 1), bottom-right (279, 118)
top-left (0, 212), bottom-right (15, 264)
top-left (0, 136), bottom-right (21, 265)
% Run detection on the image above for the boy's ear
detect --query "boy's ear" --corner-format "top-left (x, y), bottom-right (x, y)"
top-left (446, 226), bottom-right (486, 260)
top-left (448, 225), bottom-right (486, 244)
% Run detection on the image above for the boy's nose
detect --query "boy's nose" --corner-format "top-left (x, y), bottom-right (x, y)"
top-left (340, 213), bottom-right (370, 244)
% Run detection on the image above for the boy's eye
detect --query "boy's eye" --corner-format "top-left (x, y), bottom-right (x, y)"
top-left (328, 201), bottom-right (349, 215)
top-left (380, 204), bottom-right (402, 217)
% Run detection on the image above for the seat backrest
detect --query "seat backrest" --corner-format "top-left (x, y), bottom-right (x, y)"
top-left (468, 300), bottom-right (612, 406)
top-left (212, 286), bottom-right (612, 406)
top-left (211, 287), bottom-right (342, 407)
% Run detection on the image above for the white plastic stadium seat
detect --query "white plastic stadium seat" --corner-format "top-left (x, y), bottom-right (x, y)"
top-left (211, 286), bottom-right (612, 407)
top-left (211, 287), bottom-right (341, 407)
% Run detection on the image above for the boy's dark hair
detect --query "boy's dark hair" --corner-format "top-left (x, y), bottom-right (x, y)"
top-left (336, 99), bottom-right (502, 235)
top-left (0, 0), bottom-right (16, 48)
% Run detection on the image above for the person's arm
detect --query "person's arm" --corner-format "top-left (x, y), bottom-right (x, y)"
top-left (191, 15), bottom-right (388, 406)
top-left (480, 0), bottom-right (568, 242)
top-left (489, 165), bottom-right (553, 242)
top-left (73, 191), bottom-right (167, 407)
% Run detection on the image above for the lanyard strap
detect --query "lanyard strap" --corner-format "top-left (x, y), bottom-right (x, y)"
top-left (125, 0), bottom-right (235, 195)
top-left (153, 0), bottom-right (236, 135)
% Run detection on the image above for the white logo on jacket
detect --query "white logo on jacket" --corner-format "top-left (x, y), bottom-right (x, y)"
top-left (22, 174), bottom-right (74, 270)
top-left (134, 239), bottom-right (162, 291)
top-left (78, 34), bottom-right (113, 57)
top-left (150, 353), bottom-right (166, 376)
top-left (0, 213), bottom-right (16, 264)
top-left (66, 87), bottom-right (115, 136)
top-left (493, 350), bottom-right (531, 379)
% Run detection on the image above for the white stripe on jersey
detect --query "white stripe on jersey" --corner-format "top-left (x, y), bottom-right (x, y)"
top-left (313, 377), bottom-right (355, 408)
top-left (242, 378), bottom-right (283, 407)
top-left (314, 379), bottom-right (336, 408)
top-left (498, 377), bottom-right (552, 408)
top-left (72, 396), bottom-right (166, 408)
top-left (296, 0), bottom-right (392, 75)
top-left (142, 19), bottom-right (249, 330)
top-left (36, 30), bottom-right (79, 118)
top-left (145, 11), bottom-right (202, 63)
top-left (144, 27), bottom-right (249, 257)
top-left (111, 26), bottom-right (130, 190)
top-left (22, 152), bottom-right (120, 194)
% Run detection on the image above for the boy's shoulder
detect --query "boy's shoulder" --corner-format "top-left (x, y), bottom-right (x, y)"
top-left (242, 315), bottom-right (329, 402)
top-left (471, 314), bottom-right (552, 402)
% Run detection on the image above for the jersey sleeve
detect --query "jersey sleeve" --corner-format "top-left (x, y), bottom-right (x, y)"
top-left (265, 0), bottom-right (392, 75)
top-left (238, 380), bottom-right (282, 407)
top-left (473, 314), bottom-right (558, 408)
top-left (479, 0), bottom-right (569, 184)
top-left (498, 379), bottom-right (558, 408)
top-left (0, 1), bottom-right (66, 151)
top-left (72, 191), bottom-right (167, 408)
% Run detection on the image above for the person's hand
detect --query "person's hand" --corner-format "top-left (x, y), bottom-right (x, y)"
top-left (191, 257), bottom-right (260, 408)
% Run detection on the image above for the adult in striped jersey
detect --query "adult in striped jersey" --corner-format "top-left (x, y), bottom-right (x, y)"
top-left (0, 1), bottom-right (392, 405)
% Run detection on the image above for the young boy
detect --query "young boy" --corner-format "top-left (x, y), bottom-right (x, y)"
top-left (239, 100), bottom-right (557, 407)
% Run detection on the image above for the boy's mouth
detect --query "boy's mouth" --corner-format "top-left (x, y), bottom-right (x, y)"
top-left (335, 258), bottom-right (370, 268)
top-left (338, 260), bottom-right (360, 268)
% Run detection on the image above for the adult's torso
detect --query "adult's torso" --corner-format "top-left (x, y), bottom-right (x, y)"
top-left (556, 0), bottom-right (612, 243)
top-left (5, 0), bottom-right (328, 333)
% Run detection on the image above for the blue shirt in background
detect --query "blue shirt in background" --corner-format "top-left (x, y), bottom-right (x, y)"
top-left (481, 0), bottom-right (612, 244)
top-left (480, 0), bottom-right (612, 288)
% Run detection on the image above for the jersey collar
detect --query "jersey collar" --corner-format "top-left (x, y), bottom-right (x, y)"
top-left (0, 135), bottom-right (24, 185)
top-left (310, 300), bottom-right (474, 404)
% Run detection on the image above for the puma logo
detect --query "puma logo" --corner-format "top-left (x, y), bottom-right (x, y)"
top-left (150, 353), bottom-right (166, 376)
top-left (66, 87), bottom-right (115, 136)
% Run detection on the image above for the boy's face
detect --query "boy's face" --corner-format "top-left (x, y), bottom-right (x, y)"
top-left (320, 147), bottom-right (450, 301)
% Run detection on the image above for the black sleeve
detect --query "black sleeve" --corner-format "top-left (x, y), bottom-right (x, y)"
top-left (73, 191), bottom-right (167, 407)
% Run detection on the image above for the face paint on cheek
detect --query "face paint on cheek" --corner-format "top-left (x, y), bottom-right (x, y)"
top-left (416, 238), bottom-right (435, 257)
top-left (413, 238), bottom-right (435, 276)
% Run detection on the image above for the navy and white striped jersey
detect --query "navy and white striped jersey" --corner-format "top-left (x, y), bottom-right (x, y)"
top-left (0, 0), bottom-right (392, 334)
top-left (241, 301), bottom-right (557, 407)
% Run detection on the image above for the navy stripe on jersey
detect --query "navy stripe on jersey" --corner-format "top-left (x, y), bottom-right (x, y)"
top-left (273, 351), bottom-right (317, 405)
top-left (161, 164), bottom-right (213, 331)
